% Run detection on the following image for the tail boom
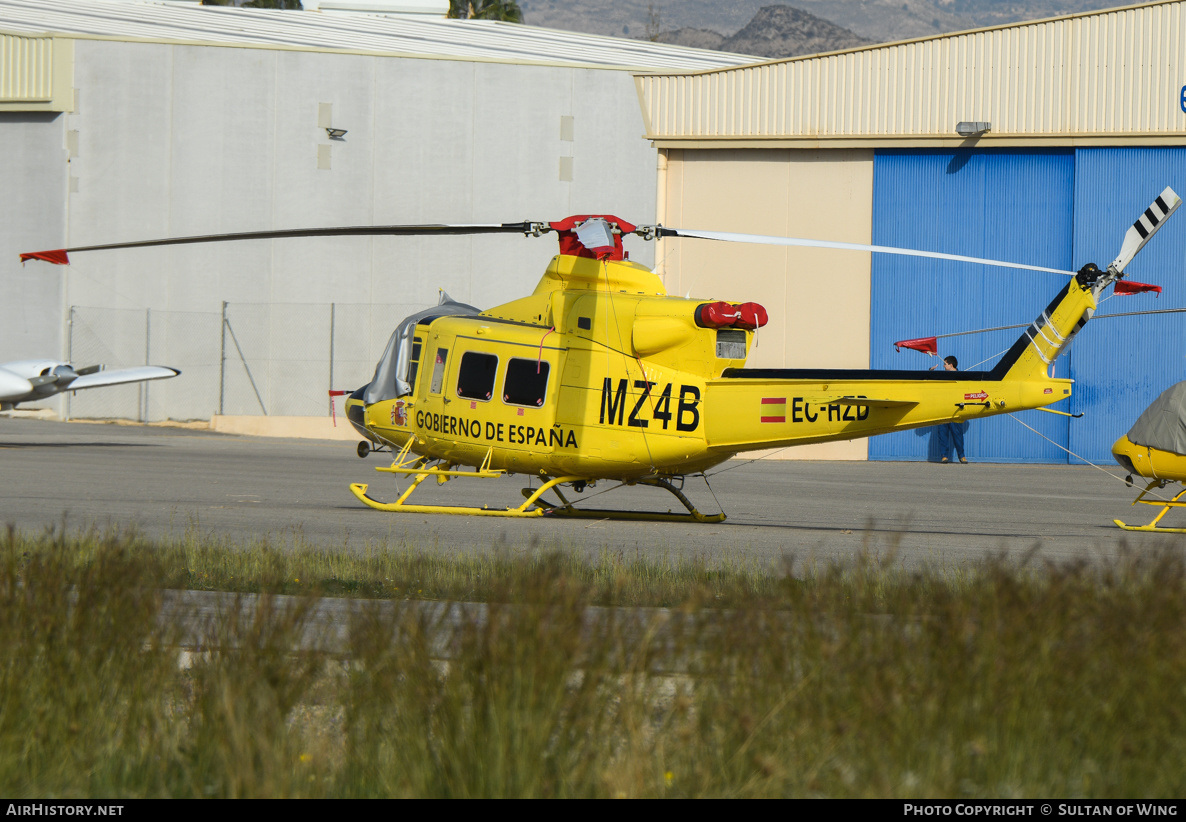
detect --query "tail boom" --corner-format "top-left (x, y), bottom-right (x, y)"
top-left (703, 272), bottom-right (1099, 455)
top-left (703, 375), bottom-right (1070, 454)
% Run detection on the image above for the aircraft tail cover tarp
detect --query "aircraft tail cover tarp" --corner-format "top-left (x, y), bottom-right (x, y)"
top-left (1125, 381), bottom-right (1186, 456)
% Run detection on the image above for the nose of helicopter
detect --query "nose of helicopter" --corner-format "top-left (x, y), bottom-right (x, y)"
top-left (1110, 434), bottom-right (1186, 483)
top-left (346, 385), bottom-right (373, 441)
top-left (1112, 435), bottom-right (1145, 478)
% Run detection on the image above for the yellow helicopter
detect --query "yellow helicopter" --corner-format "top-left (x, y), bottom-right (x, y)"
top-left (1112, 382), bottom-right (1186, 533)
top-left (20, 188), bottom-right (1182, 523)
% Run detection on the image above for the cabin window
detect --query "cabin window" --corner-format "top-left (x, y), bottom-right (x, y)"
top-left (407, 337), bottom-right (423, 392)
top-left (716, 329), bottom-right (747, 359)
top-left (503, 358), bottom-right (549, 407)
top-left (456, 352), bottom-right (498, 401)
top-left (429, 347), bottom-right (448, 394)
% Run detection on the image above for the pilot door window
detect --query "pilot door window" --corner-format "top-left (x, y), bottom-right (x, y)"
top-left (503, 358), bottom-right (549, 407)
top-left (429, 348), bottom-right (448, 394)
top-left (407, 338), bottom-right (423, 392)
top-left (456, 352), bottom-right (498, 401)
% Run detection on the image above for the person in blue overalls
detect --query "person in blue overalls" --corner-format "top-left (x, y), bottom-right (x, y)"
top-left (930, 355), bottom-right (968, 464)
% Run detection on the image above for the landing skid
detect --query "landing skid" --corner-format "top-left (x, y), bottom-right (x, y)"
top-left (350, 443), bottom-right (725, 522)
top-left (531, 477), bottom-right (725, 523)
top-left (1114, 480), bottom-right (1186, 533)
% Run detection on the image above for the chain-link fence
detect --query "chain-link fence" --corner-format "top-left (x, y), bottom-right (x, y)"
top-left (68, 302), bottom-right (417, 421)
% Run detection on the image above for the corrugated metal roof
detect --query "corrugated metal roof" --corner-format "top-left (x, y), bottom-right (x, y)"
top-left (0, 0), bottom-right (758, 70)
top-left (0, 31), bottom-right (53, 100)
top-left (636, 0), bottom-right (1186, 145)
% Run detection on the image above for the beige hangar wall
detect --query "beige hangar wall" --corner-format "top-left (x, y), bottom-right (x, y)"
top-left (657, 148), bottom-right (874, 460)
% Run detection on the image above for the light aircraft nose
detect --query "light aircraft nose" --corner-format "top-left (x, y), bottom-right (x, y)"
top-left (0, 368), bottom-right (34, 402)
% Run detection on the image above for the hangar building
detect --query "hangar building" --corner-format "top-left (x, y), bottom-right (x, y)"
top-left (635, 0), bottom-right (1186, 464)
top-left (0, 0), bottom-right (751, 428)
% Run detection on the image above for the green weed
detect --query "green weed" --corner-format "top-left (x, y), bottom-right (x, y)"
top-left (0, 527), bottom-right (1183, 797)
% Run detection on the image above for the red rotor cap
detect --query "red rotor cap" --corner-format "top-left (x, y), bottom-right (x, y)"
top-left (548, 215), bottom-right (636, 261)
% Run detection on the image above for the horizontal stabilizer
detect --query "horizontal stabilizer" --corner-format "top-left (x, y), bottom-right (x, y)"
top-left (68, 366), bottom-right (180, 391)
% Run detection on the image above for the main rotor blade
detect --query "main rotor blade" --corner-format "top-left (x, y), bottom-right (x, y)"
top-left (1109, 186), bottom-right (1182, 274)
top-left (654, 227), bottom-right (1076, 276)
top-left (899, 306), bottom-right (1186, 345)
top-left (20, 222), bottom-right (544, 265)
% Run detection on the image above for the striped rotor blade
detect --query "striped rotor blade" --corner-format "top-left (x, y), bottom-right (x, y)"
top-left (20, 222), bottom-right (542, 265)
top-left (657, 228), bottom-right (1076, 276)
top-left (1110, 186), bottom-right (1182, 274)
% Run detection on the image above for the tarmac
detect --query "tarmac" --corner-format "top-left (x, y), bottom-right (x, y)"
top-left (0, 416), bottom-right (1179, 571)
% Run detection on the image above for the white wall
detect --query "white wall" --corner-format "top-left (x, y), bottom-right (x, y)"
top-left (0, 112), bottom-right (67, 363)
top-left (51, 39), bottom-right (658, 419)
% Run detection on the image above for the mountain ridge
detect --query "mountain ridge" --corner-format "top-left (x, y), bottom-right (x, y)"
top-left (517, 0), bottom-right (1143, 51)
top-left (652, 5), bottom-right (873, 59)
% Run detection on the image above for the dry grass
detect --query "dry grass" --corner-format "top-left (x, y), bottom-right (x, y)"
top-left (1, 526), bottom-right (1184, 797)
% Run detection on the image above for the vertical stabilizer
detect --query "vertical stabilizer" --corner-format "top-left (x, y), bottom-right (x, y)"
top-left (994, 266), bottom-right (1101, 382)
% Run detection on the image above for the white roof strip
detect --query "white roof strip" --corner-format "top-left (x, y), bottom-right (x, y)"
top-left (0, 0), bottom-right (758, 70)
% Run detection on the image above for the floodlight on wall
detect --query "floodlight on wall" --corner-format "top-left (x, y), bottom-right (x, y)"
top-left (955, 121), bottom-right (991, 137)
top-left (326, 127), bottom-right (348, 139)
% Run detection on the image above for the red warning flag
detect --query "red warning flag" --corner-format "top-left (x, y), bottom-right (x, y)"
top-left (1114, 280), bottom-right (1162, 297)
top-left (19, 249), bottom-right (70, 265)
top-left (328, 389), bottom-right (350, 425)
top-left (894, 336), bottom-right (938, 355)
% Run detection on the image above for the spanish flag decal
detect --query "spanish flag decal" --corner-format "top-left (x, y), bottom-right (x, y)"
top-left (761, 397), bottom-right (787, 423)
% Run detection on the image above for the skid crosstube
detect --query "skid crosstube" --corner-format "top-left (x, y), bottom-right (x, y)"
top-left (536, 476), bottom-right (726, 523)
top-left (1114, 481), bottom-right (1186, 533)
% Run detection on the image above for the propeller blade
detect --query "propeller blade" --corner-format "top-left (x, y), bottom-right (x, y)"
top-left (1110, 186), bottom-right (1181, 274)
top-left (20, 222), bottom-right (547, 265)
top-left (651, 227), bottom-right (1076, 276)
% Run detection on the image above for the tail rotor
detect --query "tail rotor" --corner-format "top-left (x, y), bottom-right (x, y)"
top-left (1106, 186), bottom-right (1182, 282)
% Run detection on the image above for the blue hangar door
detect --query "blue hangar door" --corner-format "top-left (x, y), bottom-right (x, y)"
top-left (870, 147), bottom-right (1186, 464)
top-left (1068, 148), bottom-right (1186, 465)
top-left (869, 149), bottom-right (1075, 463)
